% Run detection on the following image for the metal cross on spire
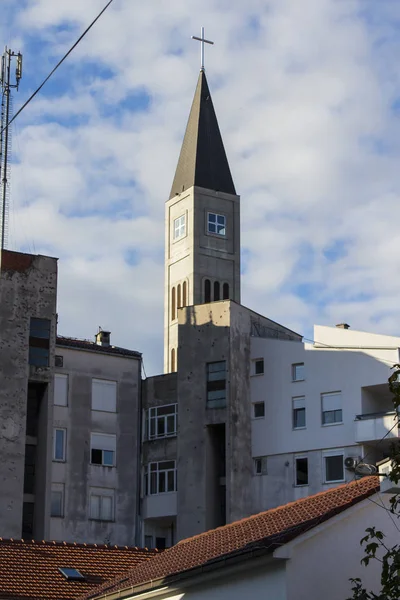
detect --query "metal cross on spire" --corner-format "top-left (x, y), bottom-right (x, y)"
top-left (191, 27), bottom-right (214, 71)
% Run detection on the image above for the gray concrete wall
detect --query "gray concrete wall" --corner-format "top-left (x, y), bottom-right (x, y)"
top-left (175, 300), bottom-right (303, 540)
top-left (0, 251), bottom-right (57, 539)
top-left (50, 345), bottom-right (141, 545)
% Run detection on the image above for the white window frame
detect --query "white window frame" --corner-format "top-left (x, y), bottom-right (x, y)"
top-left (321, 391), bottom-right (343, 426)
top-left (292, 396), bottom-right (306, 429)
top-left (173, 214), bottom-right (186, 240)
top-left (89, 487), bottom-right (114, 521)
top-left (252, 402), bottom-right (265, 419)
top-left (207, 212), bottom-right (226, 236)
top-left (91, 379), bottom-right (117, 413)
top-left (323, 450), bottom-right (345, 483)
top-left (53, 428), bottom-right (66, 462)
top-left (145, 461), bottom-right (177, 495)
top-left (90, 433), bottom-right (116, 467)
top-left (251, 358), bottom-right (264, 376)
top-left (54, 374), bottom-right (68, 406)
top-left (51, 484), bottom-right (64, 517)
top-left (292, 363), bottom-right (305, 382)
top-left (146, 404), bottom-right (177, 440)
top-left (295, 455), bottom-right (309, 486)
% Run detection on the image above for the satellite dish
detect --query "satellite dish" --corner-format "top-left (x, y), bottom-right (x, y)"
top-left (355, 462), bottom-right (377, 476)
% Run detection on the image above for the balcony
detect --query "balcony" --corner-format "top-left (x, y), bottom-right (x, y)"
top-left (143, 492), bottom-right (177, 519)
top-left (355, 411), bottom-right (398, 443)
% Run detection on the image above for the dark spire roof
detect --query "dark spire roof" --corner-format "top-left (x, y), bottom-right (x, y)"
top-left (169, 70), bottom-right (236, 199)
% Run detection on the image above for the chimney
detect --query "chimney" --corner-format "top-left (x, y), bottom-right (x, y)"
top-left (95, 327), bottom-right (111, 347)
top-left (336, 323), bottom-right (350, 330)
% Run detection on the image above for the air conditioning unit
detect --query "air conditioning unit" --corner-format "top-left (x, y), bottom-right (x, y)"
top-left (344, 456), bottom-right (360, 470)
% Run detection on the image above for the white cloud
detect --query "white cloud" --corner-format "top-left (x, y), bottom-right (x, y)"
top-left (3, 0), bottom-right (400, 374)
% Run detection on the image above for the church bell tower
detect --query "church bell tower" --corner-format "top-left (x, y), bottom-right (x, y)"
top-left (164, 68), bottom-right (241, 373)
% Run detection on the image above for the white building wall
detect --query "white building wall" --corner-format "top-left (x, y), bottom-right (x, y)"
top-left (250, 327), bottom-right (400, 509)
top-left (285, 495), bottom-right (398, 600)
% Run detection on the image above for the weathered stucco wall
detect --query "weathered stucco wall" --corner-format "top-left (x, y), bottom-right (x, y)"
top-left (50, 345), bottom-right (141, 546)
top-left (0, 251), bottom-right (57, 539)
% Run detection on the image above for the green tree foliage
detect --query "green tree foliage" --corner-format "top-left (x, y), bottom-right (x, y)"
top-left (347, 366), bottom-right (400, 599)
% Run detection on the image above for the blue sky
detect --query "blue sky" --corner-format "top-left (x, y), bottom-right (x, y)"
top-left (3, 0), bottom-right (400, 374)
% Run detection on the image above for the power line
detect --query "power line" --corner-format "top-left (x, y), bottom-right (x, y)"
top-left (1, 0), bottom-right (115, 134)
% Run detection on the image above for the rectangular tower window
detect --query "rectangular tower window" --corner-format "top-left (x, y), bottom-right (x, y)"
top-left (321, 392), bottom-right (342, 425)
top-left (92, 379), bottom-right (117, 412)
top-left (91, 433), bottom-right (116, 466)
top-left (293, 396), bottom-right (306, 429)
top-left (207, 212), bottom-right (226, 236)
top-left (53, 429), bottom-right (66, 461)
top-left (206, 361), bottom-right (226, 408)
top-left (29, 318), bottom-right (51, 367)
top-left (173, 214), bottom-right (186, 239)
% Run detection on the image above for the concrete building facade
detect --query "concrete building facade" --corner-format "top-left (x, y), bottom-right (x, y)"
top-left (0, 250), bottom-right (58, 540)
top-left (50, 333), bottom-right (142, 545)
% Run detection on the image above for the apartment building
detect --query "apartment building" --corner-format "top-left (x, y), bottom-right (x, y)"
top-left (50, 331), bottom-right (142, 545)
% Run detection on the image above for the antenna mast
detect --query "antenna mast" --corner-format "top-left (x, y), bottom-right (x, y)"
top-left (0, 47), bottom-right (22, 250)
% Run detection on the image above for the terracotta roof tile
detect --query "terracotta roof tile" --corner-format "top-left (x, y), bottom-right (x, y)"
top-left (0, 539), bottom-right (156, 600)
top-left (86, 477), bottom-right (380, 599)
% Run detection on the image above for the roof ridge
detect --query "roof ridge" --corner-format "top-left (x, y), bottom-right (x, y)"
top-left (0, 537), bottom-right (156, 551)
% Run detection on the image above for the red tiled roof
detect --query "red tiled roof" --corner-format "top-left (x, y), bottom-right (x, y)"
top-left (87, 477), bottom-right (380, 599)
top-left (0, 539), bottom-right (157, 600)
top-left (56, 336), bottom-right (141, 358)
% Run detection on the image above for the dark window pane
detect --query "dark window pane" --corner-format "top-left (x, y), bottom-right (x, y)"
top-left (158, 471), bottom-right (166, 493)
top-left (55, 430), bottom-right (64, 460)
top-left (214, 281), bottom-right (220, 301)
top-left (157, 405), bottom-right (175, 416)
top-left (159, 461), bottom-right (175, 470)
top-left (294, 408), bottom-right (306, 428)
top-left (254, 403), bottom-right (265, 418)
top-left (150, 472), bottom-right (157, 494)
top-left (255, 458), bottom-right (262, 474)
top-left (91, 448), bottom-right (102, 464)
top-left (51, 491), bottom-right (63, 517)
top-left (22, 502), bottom-right (35, 540)
top-left (255, 360), bottom-right (264, 375)
top-left (30, 318), bottom-right (51, 339)
top-left (167, 470), bottom-right (175, 491)
top-left (325, 455), bottom-right (344, 481)
top-left (155, 537), bottom-right (166, 550)
top-left (166, 415), bottom-right (175, 434)
top-left (157, 417), bottom-right (165, 436)
top-left (296, 458), bottom-right (308, 485)
top-left (223, 283), bottom-right (229, 300)
top-left (103, 450), bottom-right (114, 466)
top-left (29, 347), bottom-right (49, 367)
top-left (204, 279), bottom-right (211, 303)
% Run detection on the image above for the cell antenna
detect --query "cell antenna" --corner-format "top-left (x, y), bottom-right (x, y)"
top-left (0, 47), bottom-right (23, 250)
